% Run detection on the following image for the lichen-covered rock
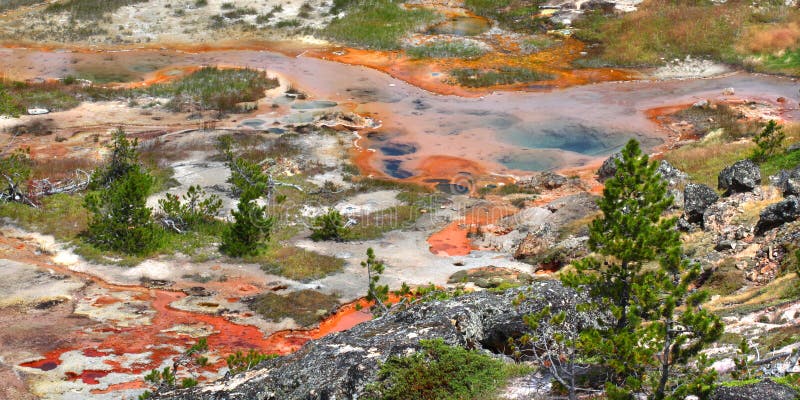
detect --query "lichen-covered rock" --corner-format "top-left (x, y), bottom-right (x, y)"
top-left (718, 160), bottom-right (762, 195)
top-left (771, 166), bottom-right (800, 197)
top-left (597, 152), bottom-right (622, 182)
top-left (657, 160), bottom-right (689, 187)
top-left (684, 183), bottom-right (719, 224)
top-left (755, 195), bottom-right (800, 235)
top-left (711, 379), bottom-right (799, 400)
top-left (597, 154), bottom-right (687, 187)
top-left (156, 282), bottom-right (597, 400)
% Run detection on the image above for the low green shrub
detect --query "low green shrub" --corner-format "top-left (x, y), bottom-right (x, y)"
top-left (364, 339), bottom-right (521, 400)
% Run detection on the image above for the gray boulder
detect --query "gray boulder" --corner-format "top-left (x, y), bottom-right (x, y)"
top-left (718, 160), bottom-right (762, 195)
top-left (711, 379), bottom-right (799, 400)
top-left (157, 282), bottom-right (600, 400)
top-left (755, 195), bottom-right (800, 235)
top-left (684, 183), bottom-right (719, 224)
top-left (657, 160), bottom-right (689, 187)
top-left (597, 152), bottom-right (623, 182)
top-left (597, 153), bottom-right (687, 187)
top-left (771, 166), bottom-right (800, 197)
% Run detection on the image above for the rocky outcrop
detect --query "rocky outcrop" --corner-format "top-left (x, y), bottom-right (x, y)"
top-left (597, 152), bottom-right (622, 182)
top-left (447, 266), bottom-right (533, 288)
top-left (771, 166), bottom-right (800, 197)
top-left (711, 379), bottom-right (799, 400)
top-left (684, 183), bottom-right (719, 224)
top-left (157, 282), bottom-right (597, 400)
top-left (513, 193), bottom-right (598, 266)
top-left (597, 154), bottom-right (687, 187)
top-left (756, 195), bottom-right (800, 235)
top-left (718, 160), bottom-right (761, 195)
top-left (520, 171), bottom-right (570, 191)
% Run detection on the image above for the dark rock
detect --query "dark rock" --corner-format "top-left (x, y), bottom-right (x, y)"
top-left (718, 160), bottom-right (762, 195)
top-left (788, 143), bottom-right (800, 153)
top-left (596, 152), bottom-right (622, 182)
top-left (157, 282), bottom-right (601, 400)
top-left (684, 183), bottom-right (719, 223)
top-left (711, 379), bottom-right (799, 400)
top-left (772, 166), bottom-right (800, 197)
top-left (677, 217), bottom-right (696, 232)
top-left (755, 195), bottom-right (800, 235)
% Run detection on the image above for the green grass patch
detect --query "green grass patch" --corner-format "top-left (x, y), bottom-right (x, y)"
top-left (406, 40), bottom-right (486, 59)
top-left (573, 1), bottom-right (748, 67)
top-left (448, 67), bottom-right (555, 87)
top-left (344, 205), bottom-right (423, 240)
top-left (0, 193), bottom-right (88, 240)
top-left (703, 258), bottom-right (747, 297)
top-left (323, 0), bottom-right (441, 50)
top-left (664, 140), bottom-right (754, 188)
top-left (760, 147), bottom-right (800, 177)
top-left (254, 246), bottom-right (345, 281)
top-left (0, 81), bottom-right (84, 117)
top-left (46, 0), bottom-right (148, 19)
top-left (364, 339), bottom-right (529, 400)
top-left (248, 289), bottom-right (341, 327)
top-left (142, 67), bottom-right (279, 113)
top-left (760, 48), bottom-right (800, 75)
top-left (464, 0), bottom-right (546, 33)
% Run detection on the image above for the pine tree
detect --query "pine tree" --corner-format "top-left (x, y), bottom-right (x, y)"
top-left (750, 120), bottom-right (785, 163)
top-left (90, 128), bottom-right (139, 189)
top-left (84, 165), bottom-right (162, 255)
top-left (562, 139), bottom-right (722, 399)
top-left (310, 208), bottom-right (348, 241)
top-left (362, 247), bottom-right (389, 315)
top-left (84, 130), bottom-right (161, 255)
top-left (217, 136), bottom-right (275, 257)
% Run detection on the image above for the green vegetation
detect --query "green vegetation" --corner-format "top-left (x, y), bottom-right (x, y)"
top-left (218, 136), bottom-right (275, 257)
top-left (226, 350), bottom-right (278, 375)
top-left (750, 120), bottom-right (786, 163)
top-left (344, 205), bottom-right (423, 241)
top-left (0, 193), bottom-right (87, 239)
top-left (561, 140), bottom-right (723, 399)
top-left (449, 67), bottom-right (554, 87)
top-left (0, 81), bottom-right (85, 117)
top-left (256, 246), bottom-right (345, 281)
top-left (573, 0), bottom-right (800, 74)
top-left (704, 258), bottom-right (747, 297)
top-left (249, 289), bottom-right (340, 327)
top-left (310, 208), bottom-right (348, 241)
top-left (143, 67), bottom-right (278, 112)
top-left (362, 247), bottom-right (389, 315)
top-left (46, 0), bottom-right (148, 19)
top-left (157, 185), bottom-right (222, 232)
top-left (464, 0), bottom-right (546, 33)
top-left (664, 140), bottom-right (753, 187)
top-left (364, 339), bottom-right (524, 400)
top-left (83, 131), bottom-right (163, 255)
top-left (323, 0), bottom-right (440, 50)
top-left (406, 40), bottom-right (486, 59)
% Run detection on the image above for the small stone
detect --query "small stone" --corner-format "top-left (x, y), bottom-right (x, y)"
top-left (722, 87), bottom-right (735, 95)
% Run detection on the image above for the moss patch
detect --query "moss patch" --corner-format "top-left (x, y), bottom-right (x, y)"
top-left (248, 289), bottom-right (340, 327)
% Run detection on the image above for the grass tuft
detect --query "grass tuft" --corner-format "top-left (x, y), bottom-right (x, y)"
top-left (323, 0), bottom-right (440, 50)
